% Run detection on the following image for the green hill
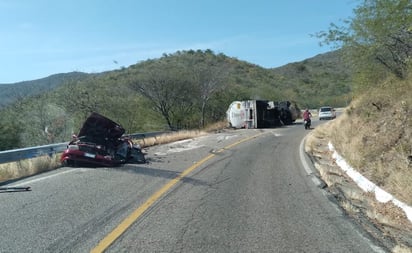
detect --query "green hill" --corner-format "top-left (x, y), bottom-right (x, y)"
top-left (0, 72), bottom-right (93, 108)
top-left (0, 49), bottom-right (352, 149)
top-left (269, 50), bottom-right (352, 108)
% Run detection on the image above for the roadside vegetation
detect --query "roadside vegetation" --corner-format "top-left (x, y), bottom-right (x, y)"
top-left (304, 2), bottom-right (412, 249)
top-left (0, 154), bottom-right (61, 183)
top-left (329, 79), bottom-right (411, 205)
top-left (0, 0), bottom-right (411, 209)
top-left (0, 1), bottom-right (411, 251)
top-left (0, 121), bottom-right (227, 183)
top-left (313, 0), bottom-right (412, 205)
top-left (0, 48), bottom-right (352, 150)
top-left (305, 77), bottom-right (412, 252)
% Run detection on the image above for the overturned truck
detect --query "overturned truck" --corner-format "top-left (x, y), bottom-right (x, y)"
top-left (226, 100), bottom-right (299, 129)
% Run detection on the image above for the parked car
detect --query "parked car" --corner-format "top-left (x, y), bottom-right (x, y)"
top-left (318, 106), bottom-right (336, 120)
top-left (61, 112), bottom-right (146, 167)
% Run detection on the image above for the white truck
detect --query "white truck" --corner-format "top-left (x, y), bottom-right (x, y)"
top-left (226, 100), bottom-right (299, 129)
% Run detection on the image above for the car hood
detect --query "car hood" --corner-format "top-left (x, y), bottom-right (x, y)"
top-left (77, 112), bottom-right (125, 144)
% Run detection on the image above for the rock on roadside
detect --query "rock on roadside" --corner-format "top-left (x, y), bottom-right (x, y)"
top-left (305, 128), bottom-right (412, 253)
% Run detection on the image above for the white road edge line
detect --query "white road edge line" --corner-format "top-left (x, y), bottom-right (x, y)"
top-left (300, 136), bottom-right (386, 253)
top-left (329, 142), bottom-right (412, 223)
top-left (10, 168), bottom-right (80, 187)
top-left (299, 135), bottom-right (322, 187)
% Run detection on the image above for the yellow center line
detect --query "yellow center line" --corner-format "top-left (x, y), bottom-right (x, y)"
top-left (91, 132), bottom-right (265, 253)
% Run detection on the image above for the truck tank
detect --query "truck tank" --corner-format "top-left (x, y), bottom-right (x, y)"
top-left (227, 100), bottom-right (299, 129)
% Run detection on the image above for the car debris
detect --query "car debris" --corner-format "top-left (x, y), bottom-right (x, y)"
top-left (0, 186), bottom-right (31, 192)
top-left (60, 112), bottom-right (146, 167)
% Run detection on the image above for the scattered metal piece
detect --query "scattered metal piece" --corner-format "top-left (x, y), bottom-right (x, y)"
top-left (0, 186), bottom-right (31, 192)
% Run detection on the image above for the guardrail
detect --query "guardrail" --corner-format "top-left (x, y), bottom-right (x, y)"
top-left (0, 143), bottom-right (68, 164)
top-left (0, 131), bottom-right (168, 165)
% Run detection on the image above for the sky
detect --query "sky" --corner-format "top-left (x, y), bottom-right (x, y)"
top-left (0, 0), bottom-right (358, 84)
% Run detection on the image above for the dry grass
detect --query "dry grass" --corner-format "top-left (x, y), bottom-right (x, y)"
top-left (135, 121), bottom-right (228, 148)
top-left (0, 121), bottom-right (230, 183)
top-left (135, 130), bottom-right (208, 148)
top-left (393, 245), bottom-right (412, 253)
top-left (0, 154), bottom-right (61, 182)
top-left (306, 84), bottom-right (412, 250)
top-left (310, 77), bottom-right (412, 206)
top-left (367, 198), bottom-right (410, 227)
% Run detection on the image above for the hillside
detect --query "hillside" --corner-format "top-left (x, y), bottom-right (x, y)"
top-left (0, 72), bottom-right (93, 108)
top-left (270, 50), bottom-right (352, 108)
top-left (305, 71), bottom-right (412, 252)
top-left (328, 78), bottom-right (411, 205)
top-left (0, 50), bottom-right (351, 110)
top-left (0, 49), bottom-right (352, 149)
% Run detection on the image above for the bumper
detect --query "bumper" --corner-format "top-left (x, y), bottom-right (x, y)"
top-left (60, 149), bottom-right (123, 167)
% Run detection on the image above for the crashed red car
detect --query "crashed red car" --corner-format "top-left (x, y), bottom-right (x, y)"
top-left (61, 112), bottom-right (146, 167)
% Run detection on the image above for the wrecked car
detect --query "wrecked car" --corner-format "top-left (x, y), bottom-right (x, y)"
top-left (61, 112), bottom-right (146, 167)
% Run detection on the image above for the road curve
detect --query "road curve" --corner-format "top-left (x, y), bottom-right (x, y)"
top-left (0, 122), bottom-right (383, 252)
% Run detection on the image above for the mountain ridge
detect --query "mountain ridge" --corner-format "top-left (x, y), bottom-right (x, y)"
top-left (0, 72), bottom-right (93, 108)
top-left (0, 50), bottom-right (350, 109)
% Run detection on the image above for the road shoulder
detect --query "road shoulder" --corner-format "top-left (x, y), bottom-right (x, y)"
top-left (304, 127), bottom-right (412, 252)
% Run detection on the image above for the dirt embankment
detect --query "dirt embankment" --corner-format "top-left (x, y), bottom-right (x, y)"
top-left (305, 79), bottom-right (412, 253)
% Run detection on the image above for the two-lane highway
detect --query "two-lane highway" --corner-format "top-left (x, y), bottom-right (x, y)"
top-left (0, 122), bottom-right (383, 252)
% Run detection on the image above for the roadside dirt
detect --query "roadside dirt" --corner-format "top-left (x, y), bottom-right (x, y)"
top-left (305, 128), bottom-right (412, 253)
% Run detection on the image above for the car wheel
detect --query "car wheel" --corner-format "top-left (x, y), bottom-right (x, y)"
top-left (129, 147), bottom-right (146, 164)
top-left (62, 159), bottom-right (74, 167)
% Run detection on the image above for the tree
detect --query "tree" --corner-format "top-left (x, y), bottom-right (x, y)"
top-left (128, 59), bottom-right (198, 130)
top-left (0, 120), bottom-right (21, 151)
top-left (14, 94), bottom-right (72, 146)
top-left (317, 0), bottom-right (412, 81)
top-left (57, 77), bottom-right (102, 121)
top-left (185, 51), bottom-right (230, 127)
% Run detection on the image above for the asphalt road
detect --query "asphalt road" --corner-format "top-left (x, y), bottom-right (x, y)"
top-left (0, 121), bottom-right (384, 252)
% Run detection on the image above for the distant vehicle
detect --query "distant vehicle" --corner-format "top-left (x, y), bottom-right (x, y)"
top-left (318, 106), bottom-right (336, 120)
top-left (226, 100), bottom-right (299, 129)
top-left (61, 112), bottom-right (146, 167)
